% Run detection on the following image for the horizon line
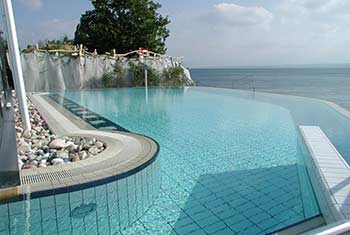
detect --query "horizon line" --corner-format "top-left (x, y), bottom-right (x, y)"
top-left (190, 63), bottom-right (350, 69)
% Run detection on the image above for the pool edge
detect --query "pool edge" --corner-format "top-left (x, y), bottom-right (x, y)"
top-left (299, 126), bottom-right (350, 224)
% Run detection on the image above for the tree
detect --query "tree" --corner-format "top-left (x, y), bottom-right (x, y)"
top-left (74, 0), bottom-right (170, 54)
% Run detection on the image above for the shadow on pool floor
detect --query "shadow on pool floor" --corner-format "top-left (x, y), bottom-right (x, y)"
top-left (171, 165), bottom-right (320, 235)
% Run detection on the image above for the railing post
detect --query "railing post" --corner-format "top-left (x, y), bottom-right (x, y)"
top-left (0, 0), bottom-right (31, 131)
top-left (79, 44), bottom-right (83, 56)
top-left (144, 64), bottom-right (148, 102)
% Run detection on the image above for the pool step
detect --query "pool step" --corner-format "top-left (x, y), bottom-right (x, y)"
top-left (48, 94), bottom-right (129, 132)
top-left (271, 215), bottom-right (325, 235)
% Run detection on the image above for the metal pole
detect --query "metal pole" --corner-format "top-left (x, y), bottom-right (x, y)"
top-left (144, 64), bottom-right (148, 102)
top-left (0, 0), bottom-right (30, 130)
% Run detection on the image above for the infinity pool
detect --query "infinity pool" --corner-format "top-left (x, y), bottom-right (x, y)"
top-left (63, 87), bottom-right (324, 234)
top-left (5, 87), bottom-right (350, 234)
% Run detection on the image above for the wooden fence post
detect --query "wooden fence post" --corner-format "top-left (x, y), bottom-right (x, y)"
top-left (79, 44), bottom-right (83, 56)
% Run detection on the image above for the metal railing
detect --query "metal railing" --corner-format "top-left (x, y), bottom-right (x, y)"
top-left (30, 45), bottom-right (184, 65)
top-left (301, 220), bottom-right (350, 235)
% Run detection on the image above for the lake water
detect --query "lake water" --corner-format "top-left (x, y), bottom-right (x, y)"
top-left (191, 67), bottom-right (350, 111)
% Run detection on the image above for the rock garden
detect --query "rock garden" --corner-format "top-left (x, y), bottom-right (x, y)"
top-left (14, 94), bottom-right (105, 169)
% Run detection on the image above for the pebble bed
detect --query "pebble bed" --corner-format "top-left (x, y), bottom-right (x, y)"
top-left (14, 94), bottom-right (105, 169)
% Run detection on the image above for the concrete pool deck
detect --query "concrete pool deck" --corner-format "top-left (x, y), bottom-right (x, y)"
top-left (0, 93), bottom-right (159, 202)
top-left (300, 126), bottom-right (350, 224)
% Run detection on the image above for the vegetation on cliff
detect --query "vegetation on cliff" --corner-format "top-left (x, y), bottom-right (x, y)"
top-left (102, 62), bottom-right (188, 88)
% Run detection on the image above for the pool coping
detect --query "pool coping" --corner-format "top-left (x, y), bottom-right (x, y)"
top-left (0, 93), bottom-right (159, 202)
top-left (300, 126), bottom-right (350, 223)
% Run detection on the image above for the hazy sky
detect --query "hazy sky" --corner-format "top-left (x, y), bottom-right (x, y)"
top-left (6, 0), bottom-right (350, 67)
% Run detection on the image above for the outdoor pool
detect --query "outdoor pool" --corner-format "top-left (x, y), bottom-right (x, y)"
top-left (63, 87), bottom-right (323, 234)
top-left (4, 87), bottom-right (350, 234)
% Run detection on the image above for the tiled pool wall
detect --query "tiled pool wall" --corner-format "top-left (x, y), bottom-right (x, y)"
top-left (294, 137), bottom-right (321, 219)
top-left (298, 130), bottom-right (341, 224)
top-left (0, 158), bottom-right (161, 235)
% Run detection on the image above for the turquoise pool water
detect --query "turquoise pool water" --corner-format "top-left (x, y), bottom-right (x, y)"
top-left (6, 87), bottom-right (349, 234)
top-left (61, 87), bottom-right (323, 234)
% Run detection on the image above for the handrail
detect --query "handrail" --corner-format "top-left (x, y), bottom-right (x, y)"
top-left (28, 47), bottom-right (183, 64)
top-left (301, 220), bottom-right (350, 235)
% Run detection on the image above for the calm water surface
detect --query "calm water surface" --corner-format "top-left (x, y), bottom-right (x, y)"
top-left (62, 88), bottom-right (323, 234)
top-left (191, 67), bottom-right (350, 110)
top-left (5, 87), bottom-right (350, 235)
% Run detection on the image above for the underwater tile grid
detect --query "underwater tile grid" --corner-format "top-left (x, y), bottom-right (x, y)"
top-left (62, 88), bottom-right (321, 234)
top-left (0, 159), bottom-right (161, 235)
top-left (2, 87), bottom-right (331, 235)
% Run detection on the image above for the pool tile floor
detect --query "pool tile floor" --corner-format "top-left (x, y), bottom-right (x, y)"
top-left (52, 89), bottom-right (322, 234)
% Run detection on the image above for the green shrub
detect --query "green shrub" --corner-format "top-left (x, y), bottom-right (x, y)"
top-left (128, 62), bottom-right (160, 87)
top-left (114, 62), bottom-right (126, 87)
top-left (102, 72), bottom-right (116, 88)
top-left (102, 62), bottom-right (126, 88)
top-left (161, 66), bottom-right (187, 87)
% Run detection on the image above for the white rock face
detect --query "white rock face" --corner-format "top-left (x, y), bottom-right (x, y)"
top-left (20, 51), bottom-right (195, 92)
